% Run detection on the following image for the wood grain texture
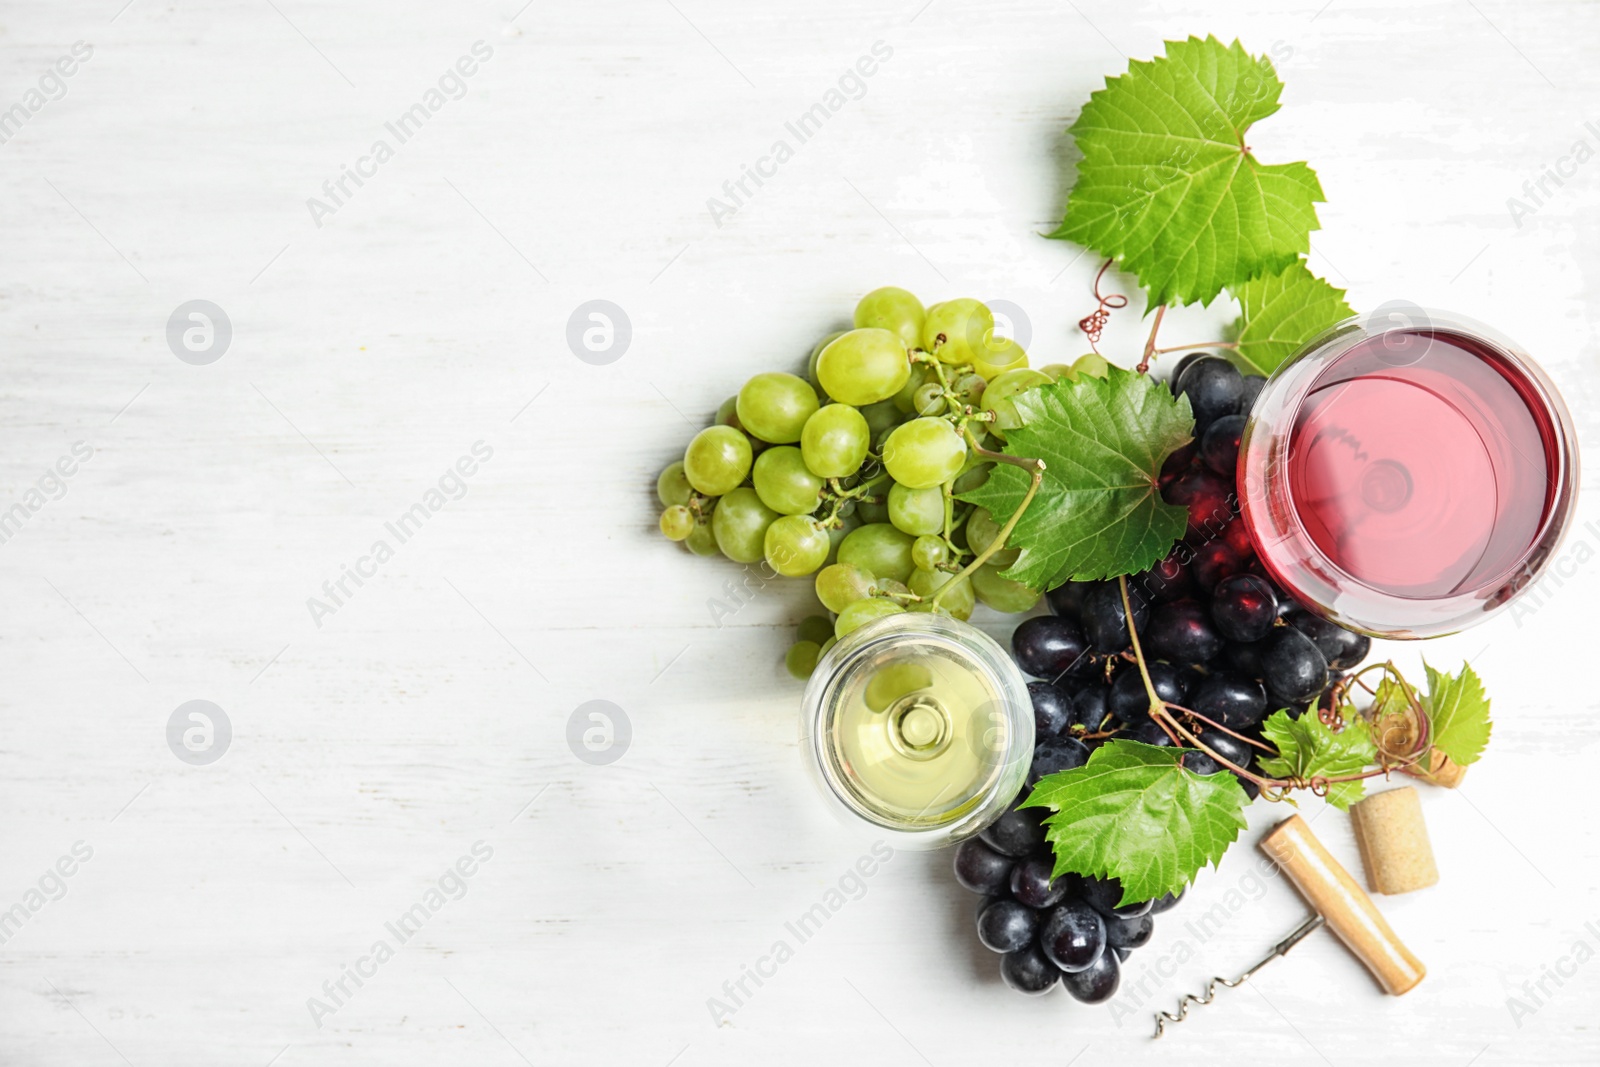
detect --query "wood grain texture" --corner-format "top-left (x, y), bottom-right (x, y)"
top-left (1, 1), bottom-right (1597, 1064)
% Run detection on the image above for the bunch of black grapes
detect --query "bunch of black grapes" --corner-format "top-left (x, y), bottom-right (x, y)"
top-left (953, 355), bottom-right (1376, 998)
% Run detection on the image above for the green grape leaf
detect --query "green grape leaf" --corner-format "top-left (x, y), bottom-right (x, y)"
top-left (1258, 709), bottom-right (1377, 811)
top-left (1023, 740), bottom-right (1250, 905)
top-left (1422, 662), bottom-right (1493, 766)
top-left (1230, 260), bottom-right (1354, 375)
top-left (1052, 35), bottom-right (1325, 307)
top-left (958, 366), bottom-right (1193, 587)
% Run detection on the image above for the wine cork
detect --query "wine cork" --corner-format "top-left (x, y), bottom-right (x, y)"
top-left (1412, 749), bottom-right (1467, 789)
top-left (1350, 787), bottom-right (1439, 895)
top-left (1259, 814), bottom-right (1426, 995)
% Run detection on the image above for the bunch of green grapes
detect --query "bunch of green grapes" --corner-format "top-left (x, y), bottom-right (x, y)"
top-left (655, 287), bottom-right (1108, 678)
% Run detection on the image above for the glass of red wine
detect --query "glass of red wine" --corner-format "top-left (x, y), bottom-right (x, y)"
top-left (1239, 307), bottom-right (1579, 638)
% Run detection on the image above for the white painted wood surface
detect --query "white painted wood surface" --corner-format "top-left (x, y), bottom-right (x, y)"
top-left (2, 0), bottom-right (1597, 1063)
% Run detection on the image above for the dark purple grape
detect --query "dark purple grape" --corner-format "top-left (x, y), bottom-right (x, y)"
top-left (1200, 729), bottom-right (1256, 776)
top-left (1082, 582), bottom-right (1150, 653)
top-left (1028, 736), bottom-right (1091, 786)
top-left (1144, 600), bottom-right (1224, 664)
top-left (1167, 352), bottom-right (1209, 394)
top-left (1079, 875), bottom-right (1152, 919)
top-left (1238, 774), bottom-right (1261, 800)
top-left (1261, 628), bottom-right (1329, 703)
top-left (1045, 580), bottom-right (1095, 625)
top-left (977, 898), bottom-right (1040, 953)
top-left (1010, 857), bottom-right (1073, 909)
top-left (1284, 609), bottom-right (1372, 670)
top-left (1112, 946), bottom-right (1131, 962)
top-left (1200, 414), bottom-right (1247, 478)
top-left (1027, 681), bottom-right (1074, 738)
top-left (1210, 574), bottom-right (1279, 643)
top-left (1182, 749), bottom-right (1223, 775)
top-left (1189, 539), bottom-right (1245, 593)
top-left (1012, 616), bottom-right (1091, 679)
top-left (954, 839), bottom-right (1013, 895)
top-left (1059, 948), bottom-right (1121, 1003)
top-left (1239, 374), bottom-right (1267, 414)
top-left (1128, 547), bottom-right (1192, 604)
top-left (1149, 887), bottom-right (1185, 914)
top-left (1109, 662), bottom-right (1188, 723)
top-left (1164, 468), bottom-right (1234, 538)
top-left (1175, 356), bottom-right (1245, 434)
top-left (1190, 672), bottom-right (1268, 730)
top-left (1220, 517), bottom-right (1256, 559)
top-left (1040, 899), bottom-right (1107, 973)
top-left (1070, 683), bottom-right (1110, 733)
top-left (1000, 943), bottom-right (1061, 995)
top-left (980, 803), bottom-right (1047, 858)
top-left (1104, 913), bottom-right (1154, 950)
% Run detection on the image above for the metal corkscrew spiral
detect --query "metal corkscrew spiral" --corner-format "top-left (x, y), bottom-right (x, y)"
top-left (1152, 915), bottom-right (1325, 1037)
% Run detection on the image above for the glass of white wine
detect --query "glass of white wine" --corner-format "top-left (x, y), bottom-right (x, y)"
top-left (800, 613), bottom-right (1034, 849)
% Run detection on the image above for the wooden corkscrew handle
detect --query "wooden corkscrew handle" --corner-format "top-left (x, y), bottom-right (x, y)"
top-left (1259, 814), bottom-right (1426, 995)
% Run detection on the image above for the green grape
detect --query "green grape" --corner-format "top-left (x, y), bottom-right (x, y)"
top-left (1071, 351), bottom-right (1110, 379)
top-left (908, 567), bottom-right (975, 621)
top-left (913, 380), bottom-right (944, 416)
top-left (656, 461), bottom-right (693, 507)
top-left (980, 368), bottom-right (1052, 441)
top-left (737, 372), bottom-right (819, 444)
top-left (864, 660), bottom-right (935, 711)
top-left (883, 417), bottom-right (966, 489)
top-left (797, 615), bottom-right (834, 645)
top-left (971, 561), bottom-right (1041, 613)
top-left (965, 506), bottom-right (1021, 566)
top-left (818, 635), bottom-right (837, 658)
top-left (836, 522), bottom-right (915, 584)
top-left (816, 328), bottom-right (912, 406)
top-left (911, 535), bottom-right (948, 571)
top-left (685, 519), bottom-right (718, 557)
top-left (951, 373), bottom-right (987, 406)
top-left (752, 446), bottom-right (824, 515)
top-left (1038, 363), bottom-right (1074, 381)
top-left (887, 482), bottom-right (945, 536)
top-left (815, 562), bottom-right (876, 613)
top-left (800, 404), bottom-right (869, 478)
top-left (786, 640), bottom-right (822, 679)
top-left (835, 597), bottom-right (902, 639)
top-left (712, 487), bottom-right (779, 563)
top-left (714, 395), bottom-right (740, 428)
top-left (853, 286), bottom-right (925, 350)
top-left (856, 492), bottom-right (889, 524)
top-left (824, 513), bottom-right (859, 565)
top-left (972, 337), bottom-right (1028, 381)
top-left (807, 330), bottom-right (847, 396)
top-left (683, 425), bottom-right (753, 496)
top-left (892, 362), bottom-right (931, 414)
top-left (764, 515), bottom-right (830, 576)
top-left (921, 298), bottom-right (994, 365)
top-left (659, 505), bottom-right (694, 541)
top-left (859, 398), bottom-right (903, 436)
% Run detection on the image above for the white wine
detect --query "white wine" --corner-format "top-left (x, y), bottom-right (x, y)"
top-left (802, 614), bottom-right (1032, 848)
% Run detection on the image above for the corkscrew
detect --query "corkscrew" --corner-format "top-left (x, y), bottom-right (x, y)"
top-left (1153, 815), bottom-right (1425, 1038)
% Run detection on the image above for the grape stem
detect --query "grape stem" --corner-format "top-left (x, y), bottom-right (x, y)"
top-left (927, 427), bottom-right (1045, 612)
top-left (1116, 576), bottom-right (1435, 798)
top-left (1135, 305), bottom-right (1167, 374)
top-left (1149, 341), bottom-right (1239, 357)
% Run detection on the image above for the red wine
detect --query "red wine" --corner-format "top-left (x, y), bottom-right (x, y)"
top-left (1281, 331), bottom-right (1558, 598)
top-left (1241, 313), bottom-right (1578, 637)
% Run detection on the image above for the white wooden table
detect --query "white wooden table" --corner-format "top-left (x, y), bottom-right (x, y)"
top-left (2, 1), bottom-right (1597, 1063)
